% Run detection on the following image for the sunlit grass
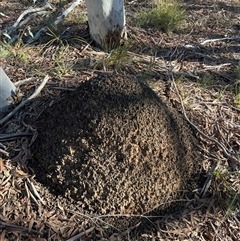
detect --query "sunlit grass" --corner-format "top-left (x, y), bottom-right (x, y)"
top-left (137, 0), bottom-right (185, 32)
top-left (95, 44), bottom-right (131, 69)
top-left (0, 42), bottom-right (31, 66)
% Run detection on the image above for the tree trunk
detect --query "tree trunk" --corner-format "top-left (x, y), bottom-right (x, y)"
top-left (0, 67), bottom-right (16, 118)
top-left (85, 0), bottom-right (126, 51)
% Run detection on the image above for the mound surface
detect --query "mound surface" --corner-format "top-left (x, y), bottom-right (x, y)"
top-left (31, 74), bottom-right (199, 214)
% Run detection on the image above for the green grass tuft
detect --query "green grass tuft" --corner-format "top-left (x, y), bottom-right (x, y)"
top-left (200, 73), bottom-right (215, 87)
top-left (236, 64), bottom-right (240, 81)
top-left (137, 0), bottom-right (185, 32)
top-left (212, 167), bottom-right (240, 213)
top-left (234, 64), bottom-right (240, 107)
top-left (96, 44), bottom-right (131, 69)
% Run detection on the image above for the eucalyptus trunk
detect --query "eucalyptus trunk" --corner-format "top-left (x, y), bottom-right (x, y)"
top-left (85, 0), bottom-right (126, 51)
top-left (0, 67), bottom-right (16, 118)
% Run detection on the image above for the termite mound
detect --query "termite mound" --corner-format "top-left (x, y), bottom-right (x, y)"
top-left (31, 74), bottom-right (200, 214)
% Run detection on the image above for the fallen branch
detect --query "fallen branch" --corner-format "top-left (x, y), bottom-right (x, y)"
top-left (171, 73), bottom-right (240, 168)
top-left (200, 36), bottom-right (240, 45)
top-left (54, 0), bottom-right (83, 25)
top-left (5, 2), bottom-right (53, 36)
top-left (28, 0), bottom-right (83, 43)
top-left (0, 75), bottom-right (50, 126)
top-left (14, 78), bottom-right (33, 87)
top-left (15, 10), bottom-right (50, 30)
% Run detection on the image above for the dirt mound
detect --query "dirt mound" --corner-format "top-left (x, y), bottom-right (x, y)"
top-left (31, 74), bottom-right (200, 214)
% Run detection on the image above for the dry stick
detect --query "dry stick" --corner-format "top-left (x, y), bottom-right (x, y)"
top-left (203, 63), bottom-right (231, 70)
top-left (4, 8), bottom-right (52, 43)
top-left (0, 132), bottom-right (33, 141)
top-left (14, 78), bottom-right (33, 87)
top-left (28, 0), bottom-right (83, 43)
top-left (6, 2), bottom-right (53, 36)
top-left (27, 178), bottom-right (45, 205)
top-left (54, 0), bottom-right (83, 26)
top-left (0, 221), bottom-right (41, 234)
top-left (24, 181), bottom-right (39, 205)
top-left (0, 75), bottom-right (50, 126)
top-left (200, 36), bottom-right (240, 45)
top-left (0, 142), bottom-right (6, 149)
top-left (66, 227), bottom-right (95, 241)
top-left (67, 209), bottom-right (168, 231)
top-left (15, 10), bottom-right (50, 29)
top-left (66, 209), bottom-right (123, 233)
top-left (0, 148), bottom-right (9, 157)
top-left (171, 74), bottom-right (240, 167)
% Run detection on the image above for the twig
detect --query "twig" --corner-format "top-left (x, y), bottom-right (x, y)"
top-left (6, 2), bottom-right (53, 36)
top-left (49, 87), bottom-right (75, 91)
top-left (209, 221), bottom-right (224, 241)
top-left (27, 26), bottom-right (48, 43)
top-left (28, 0), bottom-right (83, 43)
top-left (0, 221), bottom-right (41, 234)
top-left (0, 142), bottom-right (6, 149)
top-left (200, 36), bottom-right (240, 45)
top-left (0, 75), bottom-right (50, 126)
top-left (66, 227), bottom-right (95, 241)
top-left (54, 0), bottom-right (83, 26)
top-left (171, 74), bottom-right (240, 168)
top-left (27, 178), bottom-right (45, 205)
top-left (203, 63), bottom-right (231, 70)
top-left (0, 148), bottom-right (9, 157)
top-left (15, 10), bottom-right (50, 30)
top-left (0, 132), bottom-right (33, 141)
top-left (25, 180), bottom-right (39, 205)
top-left (66, 209), bottom-right (122, 232)
top-left (14, 78), bottom-right (33, 87)
top-left (0, 12), bottom-right (9, 18)
top-left (200, 162), bottom-right (222, 198)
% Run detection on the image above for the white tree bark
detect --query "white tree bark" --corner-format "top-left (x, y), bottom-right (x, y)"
top-left (85, 0), bottom-right (126, 51)
top-left (0, 67), bottom-right (16, 118)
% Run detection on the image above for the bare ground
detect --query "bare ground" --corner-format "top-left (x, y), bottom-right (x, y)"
top-left (0, 0), bottom-right (240, 240)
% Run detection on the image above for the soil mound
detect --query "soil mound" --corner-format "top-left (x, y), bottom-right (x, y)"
top-left (31, 74), bottom-right (200, 214)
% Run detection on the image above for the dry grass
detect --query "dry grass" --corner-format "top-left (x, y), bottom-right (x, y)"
top-left (0, 0), bottom-right (240, 240)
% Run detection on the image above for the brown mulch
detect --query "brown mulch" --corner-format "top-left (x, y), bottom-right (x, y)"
top-left (0, 0), bottom-right (240, 240)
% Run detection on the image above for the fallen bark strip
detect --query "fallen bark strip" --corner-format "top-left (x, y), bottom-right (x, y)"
top-left (0, 75), bottom-right (50, 126)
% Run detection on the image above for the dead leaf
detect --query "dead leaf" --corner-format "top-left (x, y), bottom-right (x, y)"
top-left (0, 229), bottom-right (6, 241)
top-left (0, 158), bottom-right (3, 173)
top-left (13, 167), bottom-right (28, 177)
